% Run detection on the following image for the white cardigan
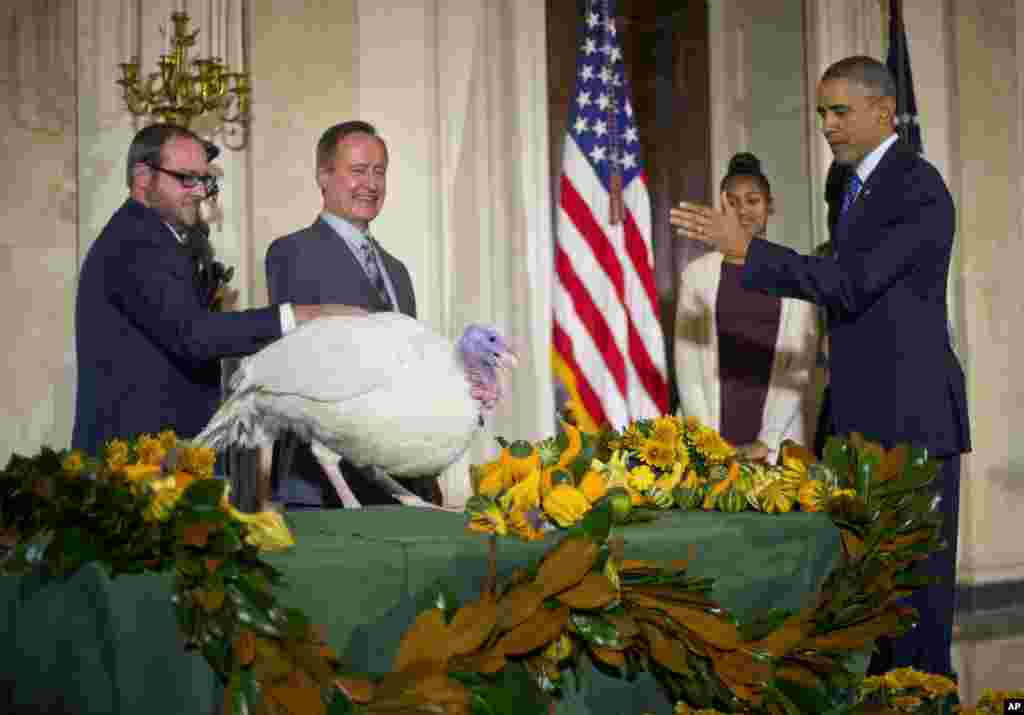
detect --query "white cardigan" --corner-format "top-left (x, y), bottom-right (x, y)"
top-left (673, 252), bottom-right (818, 461)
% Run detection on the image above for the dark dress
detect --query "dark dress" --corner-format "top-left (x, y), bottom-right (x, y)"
top-left (715, 261), bottom-right (782, 447)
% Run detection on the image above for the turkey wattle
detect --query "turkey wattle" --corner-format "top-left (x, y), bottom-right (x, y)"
top-left (194, 313), bottom-right (517, 491)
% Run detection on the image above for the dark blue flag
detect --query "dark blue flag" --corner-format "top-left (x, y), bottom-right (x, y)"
top-left (887, 0), bottom-right (922, 153)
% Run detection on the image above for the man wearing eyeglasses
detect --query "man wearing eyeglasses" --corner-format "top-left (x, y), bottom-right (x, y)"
top-left (72, 123), bottom-right (363, 458)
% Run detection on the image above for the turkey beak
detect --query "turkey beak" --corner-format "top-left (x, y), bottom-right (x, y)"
top-left (496, 351), bottom-right (519, 370)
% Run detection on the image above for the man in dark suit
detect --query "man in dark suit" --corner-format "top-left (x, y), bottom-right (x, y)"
top-left (266, 120), bottom-right (443, 509)
top-left (73, 123), bottom-right (361, 457)
top-left (671, 56), bottom-right (969, 677)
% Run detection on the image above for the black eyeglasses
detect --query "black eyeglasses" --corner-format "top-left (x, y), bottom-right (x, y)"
top-left (146, 162), bottom-right (220, 196)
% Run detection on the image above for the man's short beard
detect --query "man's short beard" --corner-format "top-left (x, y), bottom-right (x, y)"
top-left (145, 185), bottom-right (196, 230)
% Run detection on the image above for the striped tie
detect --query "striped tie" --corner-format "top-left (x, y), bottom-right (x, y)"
top-left (840, 173), bottom-right (863, 216)
top-left (360, 239), bottom-right (393, 310)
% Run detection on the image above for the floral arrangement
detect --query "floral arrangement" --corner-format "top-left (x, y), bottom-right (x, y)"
top-left (465, 415), bottom-right (858, 541)
top-left (0, 423), bottom-right (989, 715)
top-left (853, 667), bottom-right (959, 713)
top-left (445, 420), bottom-right (959, 713)
top-left (0, 432), bottom-right (348, 715)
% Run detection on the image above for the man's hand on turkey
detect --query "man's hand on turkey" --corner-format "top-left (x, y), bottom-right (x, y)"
top-left (195, 314), bottom-right (520, 506)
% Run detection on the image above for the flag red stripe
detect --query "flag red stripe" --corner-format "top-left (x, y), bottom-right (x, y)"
top-left (554, 244), bottom-right (629, 396)
top-left (627, 319), bottom-right (670, 412)
top-left (552, 321), bottom-right (608, 427)
top-left (560, 174), bottom-right (625, 302)
top-left (623, 184), bottom-right (661, 318)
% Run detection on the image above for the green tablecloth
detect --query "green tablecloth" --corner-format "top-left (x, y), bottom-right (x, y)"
top-left (0, 508), bottom-right (839, 715)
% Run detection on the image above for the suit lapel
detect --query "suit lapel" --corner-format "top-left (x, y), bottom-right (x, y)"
top-left (313, 218), bottom-right (392, 311)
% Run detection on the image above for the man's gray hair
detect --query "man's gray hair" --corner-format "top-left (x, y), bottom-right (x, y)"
top-left (822, 56), bottom-right (897, 98)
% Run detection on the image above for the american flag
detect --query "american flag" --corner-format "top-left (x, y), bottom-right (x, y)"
top-left (887, 0), bottom-right (922, 153)
top-left (552, 0), bottom-right (669, 431)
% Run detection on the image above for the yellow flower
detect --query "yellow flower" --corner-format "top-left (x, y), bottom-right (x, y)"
top-left (543, 634), bottom-right (573, 662)
top-left (542, 484), bottom-right (591, 527)
top-left (832, 488), bottom-right (857, 499)
top-left (920, 674), bottom-right (958, 698)
top-left (798, 479), bottom-right (828, 512)
top-left (693, 427), bottom-right (735, 461)
top-left (620, 422), bottom-right (644, 449)
top-left (62, 451), bottom-right (85, 475)
top-left (122, 463), bottom-right (163, 482)
top-left (145, 476), bottom-right (182, 522)
top-left (627, 465), bottom-right (656, 493)
top-left (500, 468), bottom-right (542, 513)
top-left (650, 462), bottom-right (684, 509)
top-left (506, 508), bottom-right (546, 541)
top-left (650, 416), bottom-right (680, 445)
top-left (890, 695), bottom-right (923, 712)
top-left (106, 439), bottom-right (130, 471)
top-left (467, 499), bottom-right (508, 536)
top-left (226, 507), bottom-right (295, 551)
top-left (500, 443), bottom-right (541, 483)
top-left (638, 438), bottom-right (676, 469)
top-left (554, 422), bottom-right (583, 470)
top-left (600, 450), bottom-right (630, 489)
top-left (578, 469), bottom-right (608, 503)
top-left (135, 434), bottom-right (167, 467)
top-left (158, 430), bottom-right (178, 451)
top-left (475, 461), bottom-right (511, 498)
top-left (178, 445), bottom-right (216, 479)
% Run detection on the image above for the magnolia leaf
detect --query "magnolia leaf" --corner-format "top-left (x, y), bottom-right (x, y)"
top-left (183, 477), bottom-right (227, 508)
top-left (325, 691), bottom-right (355, 715)
top-left (495, 582), bottom-right (546, 632)
top-left (392, 608), bottom-right (450, 672)
top-left (262, 680), bottom-right (325, 715)
top-left (445, 598), bottom-right (499, 658)
top-left (638, 620), bottom-right (691, 675)
top-left (428, 581), bottom-right (461, 623)
top-left (495, 603), bottom-right (570, 656)
top-left (569, 613), bottom-right (622, 649)
top-left (234, 628), bottom-right (257, 667)
top-left (534, 535), bottom-right (600, 599)
top-left (182, 521), bottom-right (218, 548)
top-left (589, 645), bottom-right (626, 671)
top-left (806, 608), bottom-right (910, 651)
top-left (449, 651), bottom-right (507, 675)
top-left (624, 593), bottom-right (740, 651)
top-left (712, 648), bottom-right (772, 686)
top-left (738, 608), bottom-right (796, 644)
top-left (770, 667), bottom-right (831, 714)
top-left (822, 437), bottom-right (853, 483)
top-left (855, 453), bottom-right (879, 502)
top-left (334, 676), bottom-right (375, 704)
top-left (194, 587), bottom-right (226, 612)
top-left (556, 572), bottom-right (618, 610)
top-left (223, 669), bottom-right (255, 715)
top-left (603, 611), bottom-right (640, 641)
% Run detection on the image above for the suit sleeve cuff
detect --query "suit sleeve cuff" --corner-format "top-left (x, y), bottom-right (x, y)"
top-left (279, 303), bottom-right (296, 334)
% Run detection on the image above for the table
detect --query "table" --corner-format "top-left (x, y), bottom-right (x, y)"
top-left (0, 508), bottom-right (840, 715)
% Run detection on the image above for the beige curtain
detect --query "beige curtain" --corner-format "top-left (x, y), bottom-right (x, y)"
top-left (355, 0), bottom-right (555, 506)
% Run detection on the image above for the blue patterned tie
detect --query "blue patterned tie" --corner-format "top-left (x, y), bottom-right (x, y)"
top-left (840, 173), bottom-right (863, 216)
top-left (360, 239), bottom-right (393, 309)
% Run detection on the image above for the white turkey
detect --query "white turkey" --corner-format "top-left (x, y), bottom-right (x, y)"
top-left (195, 313), bottom-right (518, 508)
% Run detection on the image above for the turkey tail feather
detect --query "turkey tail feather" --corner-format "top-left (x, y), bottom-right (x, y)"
top-left (193, 387), bottom-right (269, 452)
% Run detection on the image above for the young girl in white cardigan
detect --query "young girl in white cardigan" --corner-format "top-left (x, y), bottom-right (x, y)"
top-left (674, 153), bottom-right (818, 463)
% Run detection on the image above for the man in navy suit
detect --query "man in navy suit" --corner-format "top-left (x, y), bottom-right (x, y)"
top-left (72, 123), bottom-right (361, 457)
top-left (266, 120), bottom-right (443, 508)
top-left (671, 56), bottom-right (969, 677)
